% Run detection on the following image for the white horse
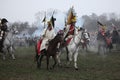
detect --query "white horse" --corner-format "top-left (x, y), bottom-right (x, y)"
top-left (2, 26), bottom-right (18, 60)
top-left (59, 28), bottom-right (82, 70)
top-left (81, 30), bottom-right (90, 51)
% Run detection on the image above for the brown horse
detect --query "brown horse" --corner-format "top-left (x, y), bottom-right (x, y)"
top-left (36, 31), bottom-right (64, 70)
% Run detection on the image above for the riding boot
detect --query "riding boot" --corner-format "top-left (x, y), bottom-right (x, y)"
top-left (41, 49), bottom-right (47, 55)
top-left (0, 45), bottom-right (4, 53)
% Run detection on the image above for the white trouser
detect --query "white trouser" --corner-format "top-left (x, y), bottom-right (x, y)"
top-left (40, 38), bottom-right (49, 51)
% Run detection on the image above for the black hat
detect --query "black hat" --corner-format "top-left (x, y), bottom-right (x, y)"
top-left (1, 18), bottom-right (8, 24)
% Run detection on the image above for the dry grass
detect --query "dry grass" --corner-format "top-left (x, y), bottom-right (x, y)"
top-left (0, 46), bottom-right (120, 80)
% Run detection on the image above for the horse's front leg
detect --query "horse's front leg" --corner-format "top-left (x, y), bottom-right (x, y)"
top-left (97, 44), bottom-right (100, 54)
top-left (66, 47), bottom-right (69, 61)
top-left (2, 52), bottom-right (6, 60)
top-left (2, 47), bottom-right (7, 60)
top-left (56, 52), bottom-right (62, 67)
top-left (9, 46), bottom-right (15, 60)
top-left (74, 49), bottom-right (79, 70)
top-left (67, 52), bottom-right (72, 67)
top-left (46, 55), bottom-right (50, 70)
top-left (52, 55), bottom-right (57, 69)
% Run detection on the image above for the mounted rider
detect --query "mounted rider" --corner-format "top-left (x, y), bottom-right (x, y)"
top-left (99, 25), bottom-right (106, 36)
top-left (63, 6), bottom-right (77, 45)
top-left (112, 26), bottom-right (119, 44)
top-left (97, 21), bottom-right (106, 38)
top-left (0, 18), bottom-right (8, 52)
top-left (37, 21), bottom-right (56, 55)
top-left (81, 28), bottom-right (90, 44)
top-left (97, 21), bottom-right (112, 47)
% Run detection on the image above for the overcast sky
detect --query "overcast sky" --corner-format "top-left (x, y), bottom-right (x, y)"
top-left (0, 0), bottom-right (120, 24)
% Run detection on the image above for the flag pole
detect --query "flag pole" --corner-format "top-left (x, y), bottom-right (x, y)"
top-left (42, 11), bottom-right (46, 28)
top-left (44, 12), bottom-right (46, 28)
top-left (50, 10), bottom-right (56, 28)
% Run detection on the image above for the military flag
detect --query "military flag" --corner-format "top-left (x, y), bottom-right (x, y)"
top-left (50, 11), bottom-right (56, 28)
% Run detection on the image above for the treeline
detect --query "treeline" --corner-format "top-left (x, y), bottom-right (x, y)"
top-left (82, 13), bottom-right (120, 31)
top-left (10, 12), bottom-right (120, 35)
top-left (9, 21), bottom-right (37, 35)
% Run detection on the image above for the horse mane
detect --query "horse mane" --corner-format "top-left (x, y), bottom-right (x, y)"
top-left (49, 34), bottom-right (60, 45)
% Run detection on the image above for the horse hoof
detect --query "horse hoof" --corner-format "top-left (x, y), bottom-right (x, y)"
top-left (37, 64), bottom-right (41, 69)
top-left (37, 66), bottom-right (41, 69)
top-left (3, 57), bottom-right (6, 60)
top-left (47, 68), bottom-right (50, 70)
top-left (13, 58), bottom-right (16, 60)
top-left (50, 67), bottom-right (53, 70)
top-left (3, 58), bottom-right (5, 60)
top-left (75, 68), bottom-right (78, 70)
top-left (58, 63), bottom-right (62, 67)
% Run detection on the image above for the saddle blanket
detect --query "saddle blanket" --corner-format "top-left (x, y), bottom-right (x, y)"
top-left (37, 39), bottom-right (43, 55)
top-left (66, 38), bottom-right (72, 45)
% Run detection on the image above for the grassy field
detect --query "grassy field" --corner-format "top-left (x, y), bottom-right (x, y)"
top-left (0, 46), bottom-right (120, 80)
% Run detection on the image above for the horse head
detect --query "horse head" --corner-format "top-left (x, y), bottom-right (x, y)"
top-left (9, 26), bottom-right (19, 34)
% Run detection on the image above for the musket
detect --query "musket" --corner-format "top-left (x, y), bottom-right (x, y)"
top-left (97, 21), bottom-right (104, 26)
top-left (64, 17), bottom-right (67, 27)
top-left (111, 22), bottom-right (116, 27)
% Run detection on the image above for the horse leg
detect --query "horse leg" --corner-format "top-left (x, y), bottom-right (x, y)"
top-left (97, 44), bottom-right (100, 54)
top-left (2, 52), bottom-right (6, 60)
top-left (52, 55), bottom-right (57, 69)
top-left (82, 43), bottom-right (84, 50)
top-left (85, 43), bottom-right (88, 52)
top-left (2, 47), bottom-right (6, 60)
top-left (66, 47), bottom-right (69, 61)
top-left (67, 51), bottom-right (72, 67)
top-left (56, 52), bottom-right (62, 67)
top-left (104, 46), bottom-right (107, 55)
top-left (37, 55), bottom-right (40, 68)
top-left (46, 55), bottom-right (50, 70)
top-left (74, 49), bottom-right (79, 70)
top-left (9, 46), bottom-right (15, 60)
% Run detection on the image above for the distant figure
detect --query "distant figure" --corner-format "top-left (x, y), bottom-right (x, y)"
top-left (82, 29), bottom-right (90, 40)
top-left (97, 25), bottom-right (106, 40)
top-left (0, 18), bottom-right (8, 52)
top-left (112, 27), bottom-right (119, 44)
top-left (81, 29), bottom-right (90, 50)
